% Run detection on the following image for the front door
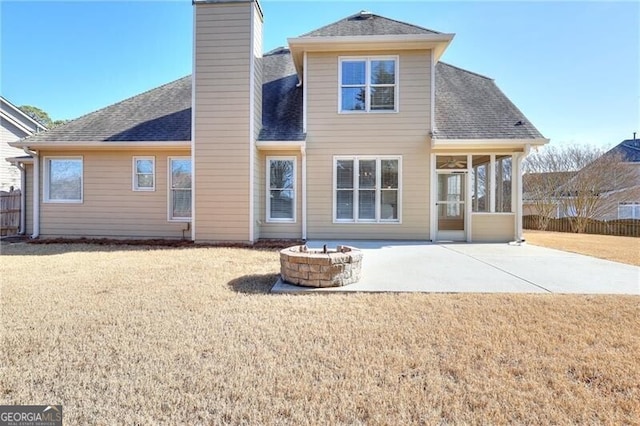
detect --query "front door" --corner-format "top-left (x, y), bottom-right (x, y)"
top-left (436, 172), bottom-right (466, 241)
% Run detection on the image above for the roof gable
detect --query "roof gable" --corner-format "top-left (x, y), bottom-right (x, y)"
top-left (299, 11), bottom-right (441, 37)
top-left (607, 139), bottom-right (640, 163)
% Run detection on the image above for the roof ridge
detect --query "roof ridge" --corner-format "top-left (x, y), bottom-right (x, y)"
top-left (26, 75), bottom-right (191, 138)
top-left (298, 10), bottom-right (440, 37)
top-left (264, 46), bottom-right (291, 56)
top-left (438, 61), bottom-right (493, 81)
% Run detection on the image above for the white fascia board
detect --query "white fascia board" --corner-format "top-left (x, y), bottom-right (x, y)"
top-left (0, 97), bottom-right (48, 132)
top-left (255, 140), bottom-right (306, 151)
top-left (288, 33), bottom-right (454, 78)
top-left (431, 138), bottom-right (550, 150)
top-left (6, 156), bottom-right (34, 164)
top-left (9, 140), bottom-right (191, 150)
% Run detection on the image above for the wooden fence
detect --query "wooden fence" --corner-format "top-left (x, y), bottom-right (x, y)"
top-left (0, 189), bottom-right (21, 236)
top-left (523, 215), bottom-right (640, 237)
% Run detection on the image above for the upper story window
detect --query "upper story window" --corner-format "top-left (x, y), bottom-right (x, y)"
top-left (132, 156), bottom-right (155, 191)
top-left (44, 157), bottom-right (83, 203)
top-left (339, 56), bottom-right (398, 113)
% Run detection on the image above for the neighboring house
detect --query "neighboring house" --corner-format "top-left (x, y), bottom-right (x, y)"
top-left (523, 138), bottom-right (640, 220)
top-left (1, 97), bottom-right (47, 190)
top-left (8, 2), bottom-right (548, 243)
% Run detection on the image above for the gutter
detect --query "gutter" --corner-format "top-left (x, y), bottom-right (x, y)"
top-left (23, 147), bottom-right (39, 238)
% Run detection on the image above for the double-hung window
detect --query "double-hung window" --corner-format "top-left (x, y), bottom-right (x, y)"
top-left (168, 157), bottom-right (191, 221)
top-left (334, 156), bottom-right (401, 223)
top-left (44, 157), bottom-right (83, 203)
top-left (132, 157), bottom-right (155, 191)
top-left (340, 56), bottom-right (398, 113)
top-left (267, 157), bottom-right (296, 222)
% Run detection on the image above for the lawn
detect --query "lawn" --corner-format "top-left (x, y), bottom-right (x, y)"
top-left (1, 242), bottom-right (639, 424)
top-left (524, 230), bottom-right (640, 266)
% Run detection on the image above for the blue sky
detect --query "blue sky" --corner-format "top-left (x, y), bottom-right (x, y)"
top-left (1, 1), bottom-right (638, 147)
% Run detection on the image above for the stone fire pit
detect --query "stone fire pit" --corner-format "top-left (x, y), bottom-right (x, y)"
top-left (280, 245), bottom-right (363, 288)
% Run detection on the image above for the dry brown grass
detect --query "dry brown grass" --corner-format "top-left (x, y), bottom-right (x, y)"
top-left (1, 242), bottom-right (639, 424)
top-left (524, 230), bottom-right (640, 266)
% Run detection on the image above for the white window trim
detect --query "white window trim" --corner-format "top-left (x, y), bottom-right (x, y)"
top-left (43, 156), bottom-right (83, 203)
top-left (132, 156), bottom-right (155, 192)
top-left (266, 156), bottom-right (297, 223)
top-left (338, 55), bottom-right (399, 114)
top-left (167, 156), bottom-right (191, 222)
top-left (618, 202), bottom-right (640, 219)
top-left (333, 155), bottom-right (402, 224)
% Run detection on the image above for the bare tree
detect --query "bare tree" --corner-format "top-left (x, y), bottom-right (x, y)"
top-left (524, 144), bottom-right (638, 232)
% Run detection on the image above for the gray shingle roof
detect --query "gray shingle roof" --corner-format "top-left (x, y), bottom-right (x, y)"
top-left (434, 62), bottom-right (544, 140)
top-left (299, 11), bottom-right (441, 37)
top-left (608, 139), bottom-right (640, 163)
top-left (258, 48), bottom-right (304, 141)
top-left (21, 52), bottom-right (543, 144)
top-left (24, 76), bottom-right (191, 142)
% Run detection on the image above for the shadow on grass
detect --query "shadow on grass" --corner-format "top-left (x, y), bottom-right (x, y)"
top-left (227, 273), bottom-right (280, 294)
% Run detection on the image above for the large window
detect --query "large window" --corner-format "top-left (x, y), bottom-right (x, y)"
top-left (168, 157), bottom-right (191, 221)
top-left (339, 57), bottom-right (397, 113)
top-left (618, 202), bottom-right (640, 219)
top-left (44, 157), bottom-right (83, 203)
top-left (132, 157), bottom-right (155, 191)
top-left (334, 157), bottom-right (400, 223)
top-left (267, 157), bottom-right (296, 222)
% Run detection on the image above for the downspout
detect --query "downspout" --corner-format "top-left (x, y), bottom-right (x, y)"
top-left (23, 147), bottom-right (39, 238)
top-left (514, 144), bottom-right (532, 243)
top-left (13, 161), bottom-right (27, 235)
top-left (301, 146), bottom-right (307, 240)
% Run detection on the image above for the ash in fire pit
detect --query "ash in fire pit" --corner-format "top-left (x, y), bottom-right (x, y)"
top-left (280, 245), bottom-right (363, 288)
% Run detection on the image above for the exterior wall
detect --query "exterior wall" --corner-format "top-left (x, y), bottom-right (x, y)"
top-left (252, 5), bottom-right (263, 241)
top-left (305, 50), bottom-right (432, 240)
top-left (471, 213), bottom-right (515, 242)
top-left (193, 1), bottom-right (260, 242)
top-left (1, 120), bottom-right (29, 190)
top-left (25, 164), bottom-right (33, 236)
top-left (258, 150), bottom-right (303, 239)
top-left (36, 150), bottom-right (190, 238)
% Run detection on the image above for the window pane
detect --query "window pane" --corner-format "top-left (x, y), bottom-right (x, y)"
top-left (370, 60), bottom-right (395, 84)
top-left (270, 189), bottom-right (294, 219)
top-left (49, 159), bottom-right (81, 200)
top-left (381, 160), bottom-right (398, 188)
top-left (341, 87), bottom-right (366, 111)
top-left (381, 190), bottom-right (398, 220)
top-left (336, 191), bottom-right (353, 220)
top-left (137, 174), bottom-right (153, 188)
top-left (270, 160), bottom-right (294, 190)
top-left (358, 190), bottom-right (376, 220)
top-left (359, 160), bottom-right (376, 189)
top-left (370, 87), bottom-right (395, 111)
top-left (136, 159), bottom-right (153, 174)
top-left (336, 160), bottom-right (354, 189)
top-left (495, 156), bottom-right (512, 212)
top-left (472, 156), bottom-right (488, 212)
top-left (172, 189), bottom-right (191, 218)
top-left (342, 61), bottom-right (366, 85)
top-left (171, 159), bottom-right (191, 189)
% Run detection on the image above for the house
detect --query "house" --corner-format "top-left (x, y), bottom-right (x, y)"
top-left (1, 97), bottom-right (47, 190)
top-left (7, 1), bottom-right (548, 243)
top-left (523, 138), bottom-right (640, 221)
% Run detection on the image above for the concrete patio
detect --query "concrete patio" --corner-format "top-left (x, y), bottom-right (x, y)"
top-left (272, 241), bottom-right (640, 295)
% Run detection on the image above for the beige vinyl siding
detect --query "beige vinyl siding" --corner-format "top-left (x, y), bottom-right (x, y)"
top-left (1, 121), bottom-right (28, 190)
top-left (193, 2), bottom-right (253, 242)
top-left (251, 6), bottom-right (263, 242)
top-left (306, 50), bottom-right (432, 239)
top-left (37, 150), bottom-right (189, 238)
top-left (259, 150), bottom-right (302, 239)
top-left (471, 213), bottom-right (515, 242)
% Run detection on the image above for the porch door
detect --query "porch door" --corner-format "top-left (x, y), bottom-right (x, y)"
top-left (436, 171), bottom-right (466, 241)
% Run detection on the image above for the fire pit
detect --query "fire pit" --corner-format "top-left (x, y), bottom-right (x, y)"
top-left (280, 245), bottom-right (363, 288)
